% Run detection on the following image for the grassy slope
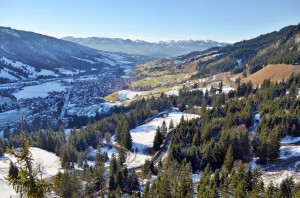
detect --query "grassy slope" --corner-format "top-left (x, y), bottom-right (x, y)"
top-left (243, 64), bottom-right (300, 85)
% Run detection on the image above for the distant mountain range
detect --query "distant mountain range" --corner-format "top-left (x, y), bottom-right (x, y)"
top-left (142, 23), bottom-right (300, 80)
top-left (0, 27), bottom-right (149, 82)
top-left (62, 36), bottom-right (229, 58)
top-left (2, 23), bottom-right (298, 84)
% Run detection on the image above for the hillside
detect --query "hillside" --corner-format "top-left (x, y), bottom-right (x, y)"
top-left (243, 64), bottom-right (300, 85)
top-left (193, 23), bottom-right (300, 76)
top-left (62, 36), bottom-right (229, 58)
top-left (0, 147), bottom-right (61, 198)
top-left (0, 27), bottom-right (148, 82)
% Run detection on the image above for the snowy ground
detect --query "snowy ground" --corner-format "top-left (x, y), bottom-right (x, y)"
top-left (57, 68), bottom-right (76, 75)
top-left (165, 87), bottom-right (180, 96)
top-left (118, 90), bottom-right (145, 101)
top-left (0, 97), bottom-right (13, 105)
top-left (262, 171), bottom-right (300, 186)
top-left (13, 81), bottom-right (67, 100)
top-left (87, 147), bottom-right (118, 167)
top-left (125, 111), bottom-right (199, 168)
top-left (280, 145), bottom-right (300, 159)
top-left (0, 147), bottom-right (61, 198)
top-left (259, 136), bottom-right (300, 186)
top-left (279, 136), bottom-right (300, 160)
top-left (198, 85), bottom-right (235, 94)
top-left (0, 108), bottom-right (29, 126)
top-left (281, 136), bottom-right (300, 144)
top-left (165, 85), bottom-right (235, 97)
top-left (192, 174), bottom-right (201, 183)
top-left (67, 102), bottom-right (119, 117)
top-left (0, 56), bottom-right (58, 80)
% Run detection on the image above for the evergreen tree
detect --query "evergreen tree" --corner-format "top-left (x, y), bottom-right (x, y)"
top-left (77, 152), bottom-right (84, 168)
top-left (109, 175), bottom-right (116, 191)
top-left (93, 157), bottom-right (106, 193)
top-left (179, 101), bottom-right (186, 112)
top-left (161, 120), bottom-right (168, 137)
top-left (122, 120), bottom-right (132, 150)
top-left (153, 126), bottom-right (163, 151)
top-left (279, 177), bottom-right (294, 198)
top-left (127, 171), bottom-right (140, 193)
top-left (58, 171), bottom-right (82, 198)
top-left (115, 120), bottom-right (123, 143)
top-left (8, 161), bottom-right (19, 179)
top-left (109, 154), bottom-right (118, 175)
top-left (219, 80), bottom-right (223, 94)
top-left (176, 163), bottom-right (193, 198)
top-left (169, 119), bottom-right (174, 129)
top-left (235, 180), bottom-right (247, 198)
top-left (223, 145), bottom-right (234, 170)
top-left (118, 147), bottom-right (126, 166)
top-left (268, 127), bottom-right (280, 161)
top-left (57, 125), bottom-right (66, 144)
top-left (5, 131), bottom-right (51, 198)
top-left (257, 128), bottom-right (268, 164)
top-left (61, 147), bottom-right (71, 169)
top-left (142, 181), bottom-right (150, 198)
top-left (210, 184), bottom-right (219, 198)
top-left (265, 181), bottom-right (277, 198)
top-left (158, 173), bottom-right (172, 198)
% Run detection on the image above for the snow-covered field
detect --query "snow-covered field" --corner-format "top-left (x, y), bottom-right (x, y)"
top-left (0, 56), bottom-right (59, 80)
top-left (221, 86), bottom-right (236, 94)
top-left (118, 90), bottom-right (144, 101)
top-left (13, 81), bottom-right (67, 100)
top-left (262, 171), bottom-right (300, 186)
top-left (0, 147), bottom-right (61, 198)
top-left (0, 108), bottom-right (29, 126)
top-left (87, 147), bottom-right (118, 167)
top-left (57, 68), bottom-right (76, 75)
top-left (165, 88), bottom-right (180, 96)
top-left (125, 111), bottom-right (199, 167)
top-left (0, 69), bottom-right (19, 81)
top-left (260, 136), bottom-right (300, 186)
top-left (67, 102), bottom-right (118, 117)
top-left (280, 136), bottom-right (300, 160)
top-left (165, 85), bottom-right (235, 97)
top-left (0, 97), bottom-right (13, 105)
top-left (280, 145), bottom-right (300, 159)
top-left (199, 85), bottom-right (235, 94)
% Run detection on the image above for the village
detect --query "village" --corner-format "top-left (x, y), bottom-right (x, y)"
top-left (0, 73), bottom-right (133, 132)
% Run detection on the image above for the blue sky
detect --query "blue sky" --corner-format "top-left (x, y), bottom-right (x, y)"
top-left (1, 0), bottom-right (300, 43)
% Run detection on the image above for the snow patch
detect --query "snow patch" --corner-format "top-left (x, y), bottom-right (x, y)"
top-left (0, 147), bottom-right (61, 198)
top-left (0, 69), bottom-right (19, 80)
top-left (0, 56), bottom-right (58, 79)
top-left (0, 108), bottom-right (29, 126)
top-left (57, 68), bottom-right (75, 75)
top-left (262, 170), bottom-right (300, 186)
top-left (281, 136), bottom-right (300, 144)
top-left (280, 145), bottom-right (300, 159)
top-left (13, 81), bottom-right (67, 100)
top-left (126, 111), bottom-right (199, 167)
top-left (72, 56), bottom-right (97, 64)
top-left (118, 90), bottom-right (144, 101)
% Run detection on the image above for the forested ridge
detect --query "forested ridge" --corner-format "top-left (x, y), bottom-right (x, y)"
top-left (193, 23), bottom-right (300, 77)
